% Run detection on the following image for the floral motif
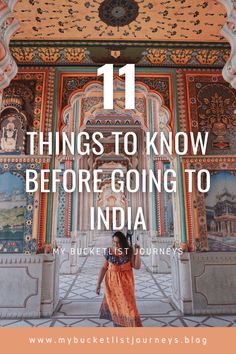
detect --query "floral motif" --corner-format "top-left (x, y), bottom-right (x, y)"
top-left (170, 50), bottom-right (192, 65)
top-left (197, 84), bottom-right (236, 149)
top-left (98, 0), bottom-right (139, 27)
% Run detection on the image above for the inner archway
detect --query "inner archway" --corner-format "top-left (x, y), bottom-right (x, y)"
top-left (55, 75), bottom-right (177, 276)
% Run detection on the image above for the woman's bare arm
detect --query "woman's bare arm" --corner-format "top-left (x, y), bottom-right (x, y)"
top-left (131, 245), bottom-right (141, 269)
top-left (96, 259), bottom-right (108, 294)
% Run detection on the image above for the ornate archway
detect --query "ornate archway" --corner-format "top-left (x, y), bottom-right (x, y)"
top-left (55, 74), bottom-right (180, 274)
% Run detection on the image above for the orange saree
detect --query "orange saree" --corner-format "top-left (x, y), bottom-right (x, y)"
top-left (99, 248), bottom-right (142, 327)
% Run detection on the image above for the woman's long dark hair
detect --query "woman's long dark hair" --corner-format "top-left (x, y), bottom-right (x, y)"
top-left (112, 231), bottom-right (133, 257)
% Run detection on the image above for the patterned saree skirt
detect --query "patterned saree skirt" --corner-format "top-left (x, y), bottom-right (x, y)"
top-left (99, 262), bottom-right (142, 327)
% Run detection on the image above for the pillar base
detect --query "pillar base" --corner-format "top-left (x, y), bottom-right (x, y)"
top-left (136, 231), bottom-right (151, 255)
top-left (56, 237), bottom-right (80, 274)
top-left (78, 231), bottom-right (90, 257)
top-left (0, 254), bottom-right (60, 319)
top-left (151, 237), bottom-right (174, 274)
top-left (171, 251), bottom-right (236, 315)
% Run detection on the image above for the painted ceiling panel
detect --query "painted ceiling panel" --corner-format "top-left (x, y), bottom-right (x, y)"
top-left (13, 0), bottom-right (226, 42)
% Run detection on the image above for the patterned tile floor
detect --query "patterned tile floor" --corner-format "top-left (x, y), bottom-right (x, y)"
top-left (1, 235), bottom-right (236, 327)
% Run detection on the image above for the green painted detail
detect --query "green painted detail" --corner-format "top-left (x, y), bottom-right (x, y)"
top-left (45, 71), bottom-right (60, 244)
top-left (172, 72), bottom-right (187, 244)
top-left (71, 101), bottom-right (80, 234)
top-left (176, 156), bottom-right (187, 244)
top-left (148, 98), bottom-right (157, 231)
top-left (10, 40), bottom-right (229, 49)
top-left (56, 66), bottom-right (178, 75)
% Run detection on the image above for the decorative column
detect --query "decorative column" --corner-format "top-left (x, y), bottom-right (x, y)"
top-left (0, 2), bottom-right (61, 318)
top-left (56, 98), bottom-right (81, 274)
top-left (218, 0), bottom-right (236, 88)
top-left (0, 0), bottom-right (19, 106)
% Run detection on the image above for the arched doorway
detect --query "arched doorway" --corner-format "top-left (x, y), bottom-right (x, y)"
top-left (55, 74), bottom-right (178, 276)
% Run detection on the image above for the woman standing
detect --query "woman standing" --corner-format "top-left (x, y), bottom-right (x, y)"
top-left (96, 231), bottom-right (142, 327)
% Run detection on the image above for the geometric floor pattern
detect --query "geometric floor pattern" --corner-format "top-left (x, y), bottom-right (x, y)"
top-left (1, 235), bottom-right (236, 327)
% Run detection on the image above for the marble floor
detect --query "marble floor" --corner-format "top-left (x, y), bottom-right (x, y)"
top-left (1, 235), bottom-right (236, 327)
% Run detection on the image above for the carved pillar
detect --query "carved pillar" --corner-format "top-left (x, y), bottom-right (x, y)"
top-left (218, 0), bottom-right (236, 88)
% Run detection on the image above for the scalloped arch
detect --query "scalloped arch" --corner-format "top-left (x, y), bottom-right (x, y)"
top-left (60, 77), bottom-right (173, 136)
